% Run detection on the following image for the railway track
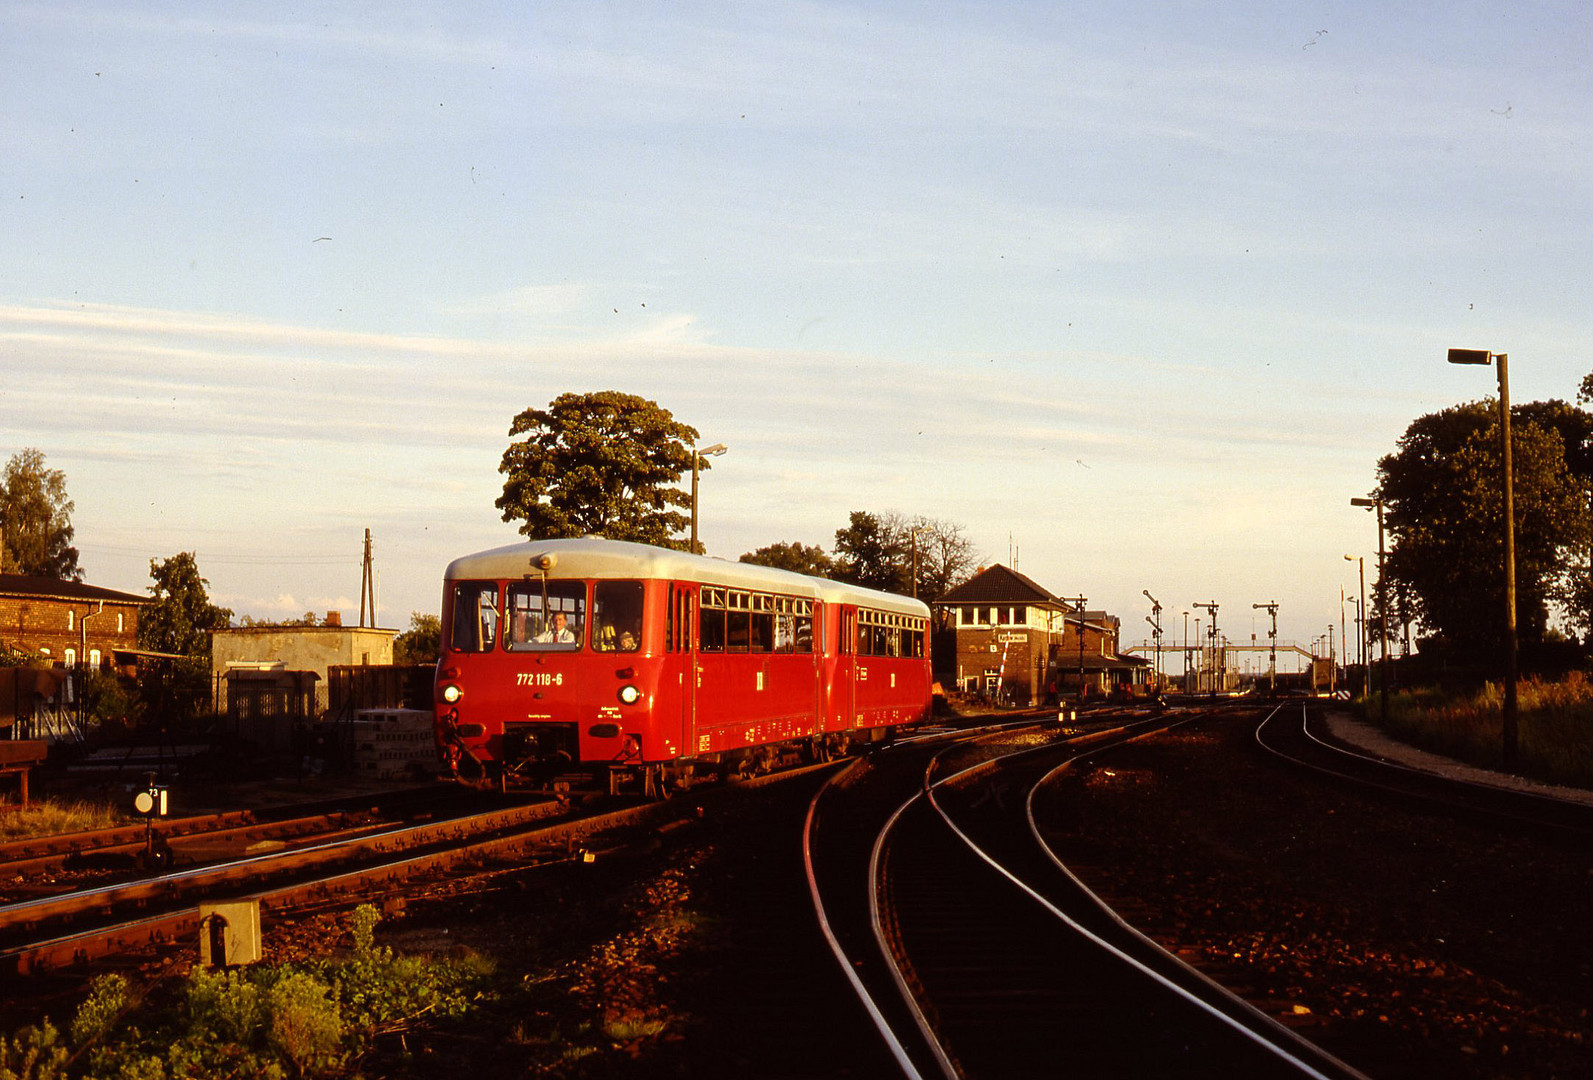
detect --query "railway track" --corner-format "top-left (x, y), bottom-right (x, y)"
top-left (1254, 704), bottom-right (1593, 839)
top-left (808, 708), bottom-right (1370, 1079)
top-left (1, 767), bottom-right (821, 978)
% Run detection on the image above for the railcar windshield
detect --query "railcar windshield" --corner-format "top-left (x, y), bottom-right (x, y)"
top-left (504, 580), bottom-right (587, 651)
top-left (592, 581), bottom-right (644, 652)
top-left (449, 581), bottom-right (500, 653)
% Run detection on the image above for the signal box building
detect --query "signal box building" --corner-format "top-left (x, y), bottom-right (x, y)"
top-left (932, 565), bottom-right (1147, 705)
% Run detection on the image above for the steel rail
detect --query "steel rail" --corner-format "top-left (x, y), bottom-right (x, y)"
top-left (0, 811), bottom-right (395, 884)
top-left (920, 725), bottom-right (1356, 1080)
top-left (803, 716), bottom-right (1047, 1080)
top-left (1256, 705), bottom-right (1593, 837)
top-left (1016, 712), bottom-right (1375, 1080)
top-left (0, 799), bottom-right (568, 936)
top-left (5, 754), bottom-right (839, 975)
top-left (862, 716), bottom-right (1160, 1079)
top-left (803, 757), bottom-right (929, 1080)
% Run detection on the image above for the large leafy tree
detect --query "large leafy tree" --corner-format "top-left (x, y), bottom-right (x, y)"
top-left (496, 391), bottom-right (700, 547)
top-left (1375, 399), bottom-right (1592, 664)
top-left (0, 448), bottom-right (81, 580)
top-left (140, 552), bottom-right (234, 657)
top-left (739, 542), bottom-right (838, 578)
top-left (833, 511), bottom-right (905, 592)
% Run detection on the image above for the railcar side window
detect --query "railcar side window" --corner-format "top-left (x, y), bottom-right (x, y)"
top-left (450, 582), bottom-right (500, 653)
top-left (504, 580), bottom-right (587, 651)
top-left (593, 581), bottom-right (644, 652)
top-left (699, 590), bottom-right (727, 653)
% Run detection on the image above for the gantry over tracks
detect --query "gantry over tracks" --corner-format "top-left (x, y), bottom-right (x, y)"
top-left (805, 708), bottom-right (1372, 1079)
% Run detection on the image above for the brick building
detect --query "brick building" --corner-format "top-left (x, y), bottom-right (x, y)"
top-left (932, 565), bottom-right (1147, 705)
top-left (0, 574), bottom-right (147, 672)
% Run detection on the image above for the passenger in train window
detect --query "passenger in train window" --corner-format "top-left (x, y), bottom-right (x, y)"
top-left (537, 612), bottom-right (576, 643)
top-left (593, 581), bottom-right (643, 652)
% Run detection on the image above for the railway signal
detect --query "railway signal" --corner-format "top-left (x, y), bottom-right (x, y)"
top-left (1194, 602), bottom-right (1219, 696)
top-left (1252, 602), bottom-right (1278, 695)
top-left (134, 772), bottom-right (171, 869)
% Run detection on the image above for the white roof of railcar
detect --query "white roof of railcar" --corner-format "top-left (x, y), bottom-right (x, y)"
top-left (445, 537), bottom-right (929, 619)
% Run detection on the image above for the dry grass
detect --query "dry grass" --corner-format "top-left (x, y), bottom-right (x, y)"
top-left (0, 798), bottom-right (126, 841)
top-left (1382, 673), bottom-right (1593, 787)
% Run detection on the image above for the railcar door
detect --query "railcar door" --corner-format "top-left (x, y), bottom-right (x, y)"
top-left (840, 605), bottom-right (858, 727)
top-left (664, 583), bottom-right (698, 755)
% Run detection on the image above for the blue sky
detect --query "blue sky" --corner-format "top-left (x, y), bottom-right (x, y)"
top-left (3, 2), bottom-right (1590, 653)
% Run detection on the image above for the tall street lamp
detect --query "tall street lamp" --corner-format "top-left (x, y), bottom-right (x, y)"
top-left (1448, 347), bottom-right (1518, 765)
top-left (690, 443), bottom-right (728, 554)
top-left (1351, 496), bottom-right (1391, 724)
top-left (1182, 610), bottom-right (1190, 692)
top-left (1344, 555), bottom-right (1366, 695)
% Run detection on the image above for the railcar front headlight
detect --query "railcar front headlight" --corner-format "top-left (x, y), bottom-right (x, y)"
top-left (617, 684), bottom-right (642, 706)
top-left (440, 684), bottom-right (462, 704)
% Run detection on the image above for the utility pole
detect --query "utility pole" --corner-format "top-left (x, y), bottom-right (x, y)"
top-left (359, 529), bottom-right (375, 628)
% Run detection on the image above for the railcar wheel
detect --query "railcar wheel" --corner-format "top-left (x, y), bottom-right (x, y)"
top-left (643, 764), bottom-right (678, 800)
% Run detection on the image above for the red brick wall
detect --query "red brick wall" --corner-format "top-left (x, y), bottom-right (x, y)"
top-left (0, 595), bottom-right (143, 669)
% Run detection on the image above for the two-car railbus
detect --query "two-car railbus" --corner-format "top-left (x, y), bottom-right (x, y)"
top-left (433, 537), bottom-right (932, 794)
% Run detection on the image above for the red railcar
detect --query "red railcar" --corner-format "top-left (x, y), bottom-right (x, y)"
top-left (433, 537), bottom-right (932, 793)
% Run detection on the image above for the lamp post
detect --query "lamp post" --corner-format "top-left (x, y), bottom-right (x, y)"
top-left (1143, 590), bottom-right (1162, 691)
top-left (1344, 555), bottom-right (1366, 696)
top-left (689, 443), bottom-right (728, 554)
top-left (1182, 610), bottom-right (1190, 693)
top-left (1447, 347), bottom-right (1518, 765)
top-left (1351, 496), bottom-right (1391, 724)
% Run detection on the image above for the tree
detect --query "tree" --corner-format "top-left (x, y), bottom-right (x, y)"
top-left (1375, 399), bottom-right (1593, 665)
top-left (830, 511), bottom-right (981, 600)
top-left (139, 552), bottom-right (233, 657)
top-left (910, 516), bottom-right (980, 602)
top-left (394, 612), bottom-right (441, 664)
top-left (496, 391), bottom-right (701, 547)
top-left (833, 511), bottom-right (906, 592)
top-left (739, 542), bottom-right (838, 578)
top-left (0, 449), bottom-right (81, 580)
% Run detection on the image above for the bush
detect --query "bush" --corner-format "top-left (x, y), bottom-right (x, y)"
top-left (0, 1020), bottom-right (68, 1080)
top-left (265, 973), bottom-right (344, 1077)
top-left (2, 905), bottom-right (492, 1080)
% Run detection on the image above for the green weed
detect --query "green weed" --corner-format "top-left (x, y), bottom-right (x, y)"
top-left (0, 905), bottom-right (492, 1080)
top-left (1381, 673), bottom-right (1593, 786)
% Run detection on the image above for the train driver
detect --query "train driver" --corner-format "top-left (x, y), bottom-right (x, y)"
top-left (536, 611), bottom-right (577, 644)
